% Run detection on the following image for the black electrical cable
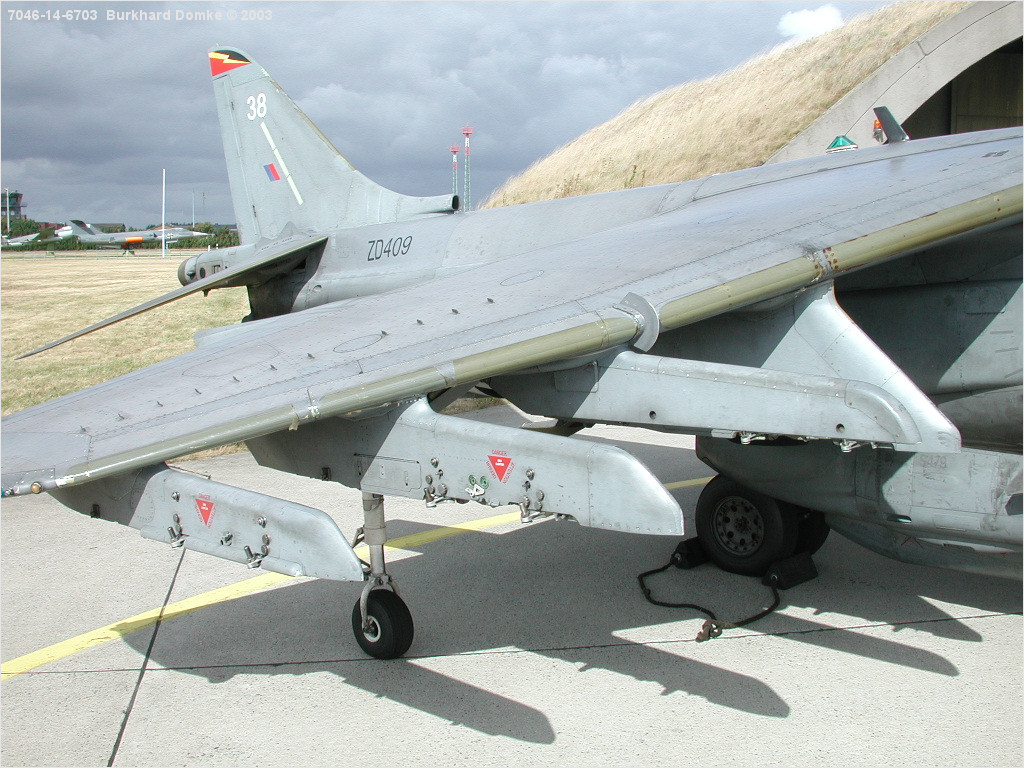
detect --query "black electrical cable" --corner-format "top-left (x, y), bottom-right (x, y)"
top-left (637, 559), bottom-right (781, 642)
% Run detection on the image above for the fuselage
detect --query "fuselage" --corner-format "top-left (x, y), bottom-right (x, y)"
top-left (181, 128), bottom-right (1022, 460)
top-left (189, 127), bottom-right (990, 313)
top-left (80, 228), bottom-right (199, 245)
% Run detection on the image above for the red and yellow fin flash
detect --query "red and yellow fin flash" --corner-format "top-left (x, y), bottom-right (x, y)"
top-left (209, 50), bottom-right (250, 77)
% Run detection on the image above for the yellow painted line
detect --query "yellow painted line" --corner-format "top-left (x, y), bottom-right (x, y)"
top-left (664, 476), bottom-right (713, 491)
top-left (0, 511), bottom-right (522, 680)
top-left (381, 510), bottom-right (521, 552)
top-left (0, 571), bottom-right (291, 681)
top-left (2, 486), bottom-right (701, 680)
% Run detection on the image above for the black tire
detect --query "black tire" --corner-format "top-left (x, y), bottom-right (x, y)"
top-left (785, 504), bottom-right (830, 556)
top-left (351, 589), bottom-right (414, 659)
top-left (695, 476), bottom-right (799, 576)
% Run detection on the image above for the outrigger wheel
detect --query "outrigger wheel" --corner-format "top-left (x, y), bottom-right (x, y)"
top-left (351, 589), bottom-right (414, 659)
top-left (351, 492), bottom-right (415, 659)
top-left (695, 475), bottom-right (829, 576)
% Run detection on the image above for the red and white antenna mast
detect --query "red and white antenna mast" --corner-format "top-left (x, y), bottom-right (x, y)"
top-left (462, 124), bottom-right (474, 211)
top-left (449, 145), bottom-right (460, 203)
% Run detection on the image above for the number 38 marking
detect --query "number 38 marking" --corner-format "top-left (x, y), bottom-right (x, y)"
top-left (246, 93), bottom-right (267, 120)
top-left (368, 236), bottom-right (413, 260)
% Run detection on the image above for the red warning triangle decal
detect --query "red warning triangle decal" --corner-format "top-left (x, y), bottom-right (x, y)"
top-left (488, 454), bottom-right (512, 483)
top-left (196, 496), bottom-right (215, 527)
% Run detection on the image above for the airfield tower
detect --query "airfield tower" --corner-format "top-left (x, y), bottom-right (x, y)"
top-left (462, 124), bottom-right (473, 211)
top-left (2, 189), bottom-right (25, 231)
top-left (450, 145), bottom-right (460, 202)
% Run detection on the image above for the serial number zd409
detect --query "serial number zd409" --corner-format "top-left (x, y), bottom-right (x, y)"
top-left (368, 237), bottom-right (413, 260)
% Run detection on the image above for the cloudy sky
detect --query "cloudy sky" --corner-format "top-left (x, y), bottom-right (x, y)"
top-left (1, 1), bottom-right (888, 228)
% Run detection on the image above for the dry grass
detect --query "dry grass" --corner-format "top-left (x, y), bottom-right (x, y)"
top-left (441, 395), bottom-right (507, 415)
top-left (1, 256), bottom-right (250, 414)
top-left (484, 1), bottom-right (968, 208)
top-left (1, 257), bottom-right (502, 437)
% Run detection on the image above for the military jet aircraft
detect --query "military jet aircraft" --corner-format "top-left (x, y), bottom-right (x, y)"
top-left (66, 220), bottom-right (206, 251)
top-left (0, 232), bottom-right (40, 247)
top-left (2, 47), bottom-right (1020, 659)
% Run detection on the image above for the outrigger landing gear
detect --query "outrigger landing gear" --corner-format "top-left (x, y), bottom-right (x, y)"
top-left (350, 492), bottom-right (414, 659)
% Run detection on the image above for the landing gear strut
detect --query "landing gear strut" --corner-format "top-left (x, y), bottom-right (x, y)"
top-left (351, 493), bottom-right (414, 659)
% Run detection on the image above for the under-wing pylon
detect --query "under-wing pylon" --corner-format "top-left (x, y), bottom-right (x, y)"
top-left (2, 47), bottom-right (1020, 658)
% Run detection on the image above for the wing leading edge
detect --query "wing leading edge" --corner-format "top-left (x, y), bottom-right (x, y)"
top-left (2, 129), bottom-right (1020, 497)
top-left (16, 234), bottom-right (327, 359)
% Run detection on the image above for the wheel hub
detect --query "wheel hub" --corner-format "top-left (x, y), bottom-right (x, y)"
top-left (712, 496), bottom-right (764, 556)
top-left (362, 616), bottom-right (382, 642)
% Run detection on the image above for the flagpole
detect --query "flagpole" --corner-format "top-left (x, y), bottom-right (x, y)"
top-left (161, 169), bottom-right (166, 259)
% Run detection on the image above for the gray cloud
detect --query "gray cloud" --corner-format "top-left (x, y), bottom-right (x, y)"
top-left (2, 1), bottom-right (887, 227)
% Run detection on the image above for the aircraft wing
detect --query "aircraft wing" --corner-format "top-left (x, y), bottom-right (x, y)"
top-left (16, 234), bottom-right (326, 358)
top-left (2, 129), bottom-right (1020, 495)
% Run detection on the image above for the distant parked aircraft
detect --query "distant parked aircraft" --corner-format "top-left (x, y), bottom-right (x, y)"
top-left (0, 232), bottom-right (40, 247)
top-left (66, 220), bottom-right (206, 251)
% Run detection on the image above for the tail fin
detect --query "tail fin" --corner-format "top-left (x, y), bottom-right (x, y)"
top-left (69, 220), bottom-right (101, 236)
top-left (209, 48), bottom-right (457, 244)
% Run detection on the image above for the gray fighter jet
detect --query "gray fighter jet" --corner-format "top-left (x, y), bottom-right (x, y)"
top-left (0, 232), bottom-right (40, 247)
top-left (67, 220), bottom-right (206, 251)
top-left (2, 48), bottom-right (1020, 659)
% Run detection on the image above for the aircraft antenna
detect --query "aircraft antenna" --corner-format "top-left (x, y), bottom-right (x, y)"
top-left (449, 145), bottom-right (460, 204)
top-left (462, 124), bottom-right (474, 212)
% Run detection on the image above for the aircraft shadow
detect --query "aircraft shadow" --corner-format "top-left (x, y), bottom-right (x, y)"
top-left (128, 522), bottom-right (793, 740)
top-left (574, 432), bottom-right (1022, 644)
top-left (123, 506), bottom-right (1020, 740)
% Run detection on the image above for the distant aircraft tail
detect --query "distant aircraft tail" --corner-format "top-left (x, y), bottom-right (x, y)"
top-left (208, 48), bottom-right (458, 244)
top-left (69, 220), bottom-right (102, 236)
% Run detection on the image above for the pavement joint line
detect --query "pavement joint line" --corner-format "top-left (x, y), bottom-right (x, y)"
top-left (0, 480), bottom-right (712, 681)
top-left (0, 508), bottom-right (526, 680)
top-left (13, 611), bottom-right (1018, 678)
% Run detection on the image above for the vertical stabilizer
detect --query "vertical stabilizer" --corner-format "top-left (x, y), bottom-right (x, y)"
top-left (209, 48), bottom-right (457, 244)
top-left (69, 220), bottom-right (102, 236)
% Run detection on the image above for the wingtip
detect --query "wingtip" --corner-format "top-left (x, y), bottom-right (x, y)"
top-left (16, 337), bottom-right (67, 360)
top-left (15, 345), bottom-right (49, 361)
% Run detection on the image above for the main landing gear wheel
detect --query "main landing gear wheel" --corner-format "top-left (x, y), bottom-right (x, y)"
top-left (351, 589), bottom-right (414, 659)
top-left (695, 476), bottom-right (799, 576)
